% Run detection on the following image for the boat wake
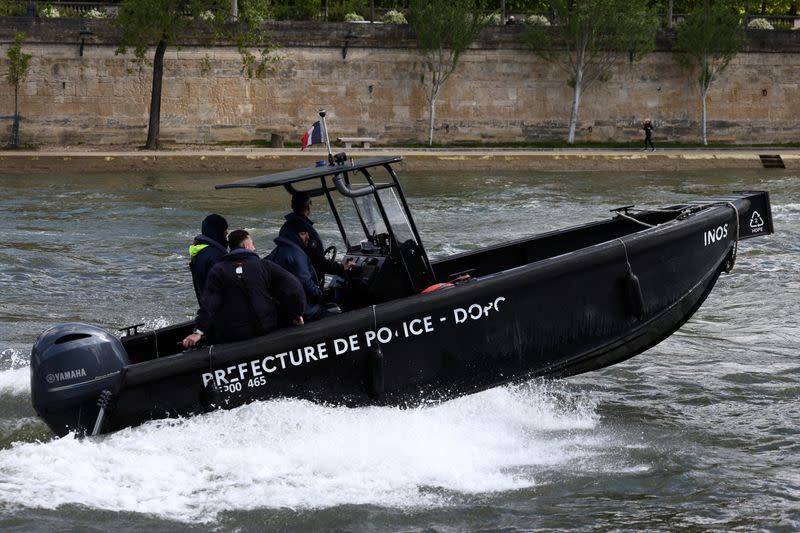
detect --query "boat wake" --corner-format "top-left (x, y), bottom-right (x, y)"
top-left (0, 382), bottom-right (616, 523)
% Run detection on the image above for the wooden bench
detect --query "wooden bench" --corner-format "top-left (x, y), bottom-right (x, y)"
top-left (337, 136), bottom-right (376, 149)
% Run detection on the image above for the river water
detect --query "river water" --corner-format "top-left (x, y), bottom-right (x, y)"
top-left (0, 166), bottom-right (797, 531)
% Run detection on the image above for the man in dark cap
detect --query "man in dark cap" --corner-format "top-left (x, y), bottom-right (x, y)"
top-left (182, 229), bottom-right (305, 347)
top-left (189, 214), bottom-right (229, 304)
top-left (280, 191), bottom-right (352, 287)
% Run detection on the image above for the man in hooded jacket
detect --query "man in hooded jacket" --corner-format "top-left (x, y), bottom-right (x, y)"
top-left (182, 229), bottom-right (305, 347)
top-left (267, 219), bottom-right (329, 321)
top-left (189, 214), bottom-right (228, 304)
top-left (280, 192), bottom-right (351, 285)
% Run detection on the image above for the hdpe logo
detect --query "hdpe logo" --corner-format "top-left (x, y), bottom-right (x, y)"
top-left (750, 211), bottom-right (765, 233)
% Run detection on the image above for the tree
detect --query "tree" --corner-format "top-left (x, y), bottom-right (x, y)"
top-left (667, 0), bottom-right (674, 29)
top-left (675, 0), bottom-right (743, 145)
top-left (526, 0), bottom-right (659, 144)
top-left (115, 0), bottom-right (273, 149)
top-left (6, 32), bottom-right (32, 148)
top-left (410, 0), bottom-right (488, 145)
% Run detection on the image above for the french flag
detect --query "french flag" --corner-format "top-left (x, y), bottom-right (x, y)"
top-left (300, 121), bottom-right (325, 151)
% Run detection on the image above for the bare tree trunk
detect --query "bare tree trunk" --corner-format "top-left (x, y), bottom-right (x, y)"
top-left (145, 39), bottom-right (167, 150)
top-left (370, 0), bottom-right (375, 22)
top-left (428, 88), bottom-right (438, 146)
top-left (701, 88), bottom-right (708, 145)
top-left (501, 0), bottom-right (506, 22)
top-left (231, 0), bottom-right (238, 21)
top-left (11, 85), bottom-right (20, 147)
top-left (567, 70), bottom-right (583, 144)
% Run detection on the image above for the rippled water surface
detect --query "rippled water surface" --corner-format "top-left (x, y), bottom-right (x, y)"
top-left (0, 167), bottom-right (798, 531)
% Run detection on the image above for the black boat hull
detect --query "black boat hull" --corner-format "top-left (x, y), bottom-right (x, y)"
top-left (31, 192), bottom-right (774, 437)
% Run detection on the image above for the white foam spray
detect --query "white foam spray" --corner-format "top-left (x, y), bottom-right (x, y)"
top-left (0, 350), bottom-right (29, 396)
top-left (0, 383), bottom-right (614, 523)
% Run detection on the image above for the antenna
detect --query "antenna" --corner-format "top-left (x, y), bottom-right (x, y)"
top-left (319, 109), bottom-right (334, 165)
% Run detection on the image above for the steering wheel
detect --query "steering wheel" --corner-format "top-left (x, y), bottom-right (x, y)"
top-left (323, 245), bottom-right (337, 263)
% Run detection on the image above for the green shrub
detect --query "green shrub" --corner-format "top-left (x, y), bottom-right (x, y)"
top-left (483, 12), bottom-right (502, 25)
top-left (382, 9), bottom-right (407, 24)
top-left (344, 12), bottom-right (365, 21)
top-left (84, 8), bottom-right (107, 19)
top-left (328, 0), bottom-right (367, 22)
top-left (525, 14), bottom-right (550, 26)
top-left (39, 4), bottom-right (60, 18)
top-left (328, 0), bottom-right (367, 21)
top-left (747, 18), bottom-right (774, 30)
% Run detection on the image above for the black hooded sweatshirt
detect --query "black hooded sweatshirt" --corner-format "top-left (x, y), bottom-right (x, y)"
top-left (190, 214), bottom-right (228, 304)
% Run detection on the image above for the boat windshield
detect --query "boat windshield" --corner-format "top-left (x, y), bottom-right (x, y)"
top-left (353, 188), bottom-right (417, 246)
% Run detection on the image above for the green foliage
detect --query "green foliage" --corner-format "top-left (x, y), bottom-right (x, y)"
top-left (6, 32), bottom-right (31, 90)
top-left (116, 0), bottom-right (203, 60)
top-left (114, 0), bottom-right (275, 148)
top-left (524, 14), bottom-right (549, 26)
top-left (328, 0), bottom-right (367, 21)
top-left (411, 0), bottom-right (487, 59)
top-left (742, 0), bottom-right (798, 15)
top-left (382, 9), bottom-right (408, 24)
top-left (376, 0), bottom-right (411, 8)
top-left (237, 0), bottom-right (272, 24)
top-left (484, 12), bottom-right (503, 25)
top-left (675, 1), bottom-right (743, 93)
top-left (0, 0), bottom-right (27, 16)
top-left (6, 32), bottom-right (32, 148)
top-left (525, 0), bottom-right (658, 143)
top-left (505, 0), bottom-right (552, 12)
top-left (271, 0), bottom-right (321, 20)
top-left (526, 0), bottom-right (659, 84)
top-left (748, 17), bottom-right (774, 28)
top-left (411, 0), bottom-right (489, 144)
top-left (39, 4), bottom-right (60, 18)
top-left (115, 0), bottom-right (274, 76)
top-left (344, 12), bottom-right (365, 21)
top-left (675, 1), bottom-right (743, 144)
top-left (83, 8), bottom-right (107, 19)
top-left (230, 0), bottom-right (277, 78)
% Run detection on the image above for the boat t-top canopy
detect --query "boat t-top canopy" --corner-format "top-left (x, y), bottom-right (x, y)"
top-left (214, 153), bottom-right (434, 291)
top-left (215, 156), bottom-right (403, 190)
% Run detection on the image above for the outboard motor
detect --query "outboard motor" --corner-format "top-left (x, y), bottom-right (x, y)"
top-left (31, 323), bottom-right (129, 437)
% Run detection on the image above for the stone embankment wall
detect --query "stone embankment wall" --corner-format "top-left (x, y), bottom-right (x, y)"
top-left (1, 19), bottom-right (799, 146)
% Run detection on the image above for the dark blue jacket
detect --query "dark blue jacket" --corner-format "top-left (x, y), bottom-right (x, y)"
top-left (267, 232), bottom-right (322, 315)
top-left (189, 235), bottom-right (227, 304)
top-left (281, 212), bottom-right (344, 280)
top-left (195, 249), bottom-right (305, 344)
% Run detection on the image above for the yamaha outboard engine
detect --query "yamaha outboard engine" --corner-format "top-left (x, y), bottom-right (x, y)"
top-left (31, 323), bottom-right (129, 437)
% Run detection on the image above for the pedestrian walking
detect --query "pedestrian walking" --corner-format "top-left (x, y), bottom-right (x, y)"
top-left (643, 119), bottom-right (655, 152)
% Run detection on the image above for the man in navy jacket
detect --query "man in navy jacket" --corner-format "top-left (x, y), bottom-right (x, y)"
top-left (183, 230), bottom-right (305, 347)
top-left (189, 214), bottom-right (229, 304)
top-left (267, 220), bottom-right (329, 321)
top-left (280, 192), bottom-right (351, 285)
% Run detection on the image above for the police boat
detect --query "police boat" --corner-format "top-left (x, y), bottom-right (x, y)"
top-left (31, 155), bottom-right (774, 437)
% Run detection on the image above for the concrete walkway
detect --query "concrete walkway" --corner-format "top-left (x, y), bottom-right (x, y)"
top-left (1, 147), bottom-right (798, 173)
